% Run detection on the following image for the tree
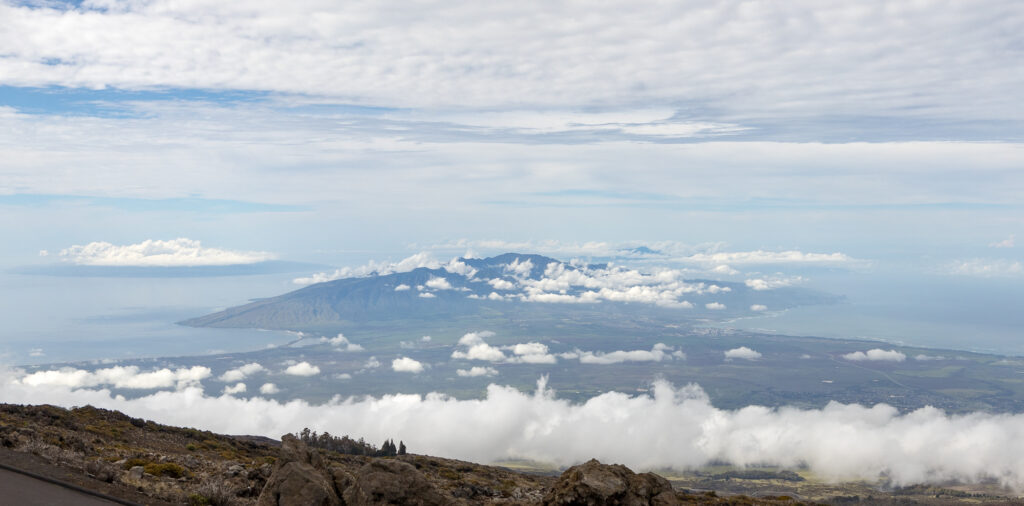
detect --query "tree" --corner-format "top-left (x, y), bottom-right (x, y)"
top-left (398, 441), bottom-right (407, 455)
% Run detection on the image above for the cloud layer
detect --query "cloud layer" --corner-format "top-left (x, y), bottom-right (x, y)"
top-left (2, 0), bottom-right (1021, 122)
top-left (6, 371), bottom-right (1024, 489)
top-left (59, 238), bottom-right (275, 267)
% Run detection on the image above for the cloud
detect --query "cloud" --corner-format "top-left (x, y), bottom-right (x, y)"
top-left (750, 304), bottom-right (768, 311)
top-left (744, 276), bottom-right (803, 291)
top-left (259, 383), bottom-right (280, 394)
top-left (565, 343), bottom-right (682, 365)
top-left (843, 349), bottom-right (907, 362)
top-left (19, 365), bottom-right (211, 390)
top-left (425, 277), bottom-right (453, 290)
top-left (8, 373), bottom-right (1024, 489)
top-left (58, 238), bottom-right (274, 267)
top-left (946, 259), bottom-right (1023, 278)
top-left (2, 0), bottom-right (1020, 126)
top-left (724, 347), bottom-right (761, 360)
top-left (418, 292), bottom-right (436, 299)
top-left (914, 354), bottom-right (946, 361)
top-left (421, 336), bottom-right (432, 342)
top-left (293, 252), bottom-right (441, 285)
top-left (456, 366), bottom-right (498, 377)
top-left (394, 284), bottom-right (411, 291)
top-left (283, 362), bottom-right (320, 376)
top-left (218, 363), bottom-right (265, 382)
top-left (990, 235), bottom-right (1015, 248)
top-left (705, 302), bottom-right (726, 310)
top-left (362, 357), bottom-right (381, 369)
top-left (223, 383), bottom-right (246, 395)
top-left (392, 357), bottom-right (425, 373)
top-left (681, 251), bottom-right (856, 266)
top-left (321, 334), bottom-right (364, 352)
top-left (487, 278), bottom-right (517, 290)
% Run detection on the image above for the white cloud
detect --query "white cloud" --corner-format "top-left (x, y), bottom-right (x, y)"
top-left (947, 259), bottom-right (1023, 278)
top-left (843, 349), bottom-right (907, 362)
top-left (321, 334), bottom-right (364, 351)
top-left (283, 362), bottom-right (321, 376)
top-left (1, 0), bottom-right (1019, 125)
top-left (682, 250), bottom-right (855, 266)
top-left (750, 304), bottom-right (768, 311)
top-left (259, 383), bottom-right (280, 394)
top-left (567, 343), bottom-right (681, 365)
top-left (10, 373), bottom-right (1024, 490)
top-left (425, 276), bottom-right (453, 290)
top-left (705, 302), bottom-right (726, 310)
top-left (421, 335), bottom-right (432, 342)
top-left (990, 235), bottom-right (1015, 248)
top-left (456, 366), bottom-right (498, 377)
top-left (724, 347), bottom-right (761, 360)
top-left (219, 363), bottom-right (265, 382)
top-left (487, 278), bottom-right (517, 290)
top-left (391, 357), bottom-right (425, 373)
top-left (335, 373), bottom-right (352, 380)
top-left (444, 259), bottom-right (478, 278)
top-left (505, 258), bottom-right (534, 278)
top-left (58, 238), bottom-right (274, 267)
top-left (223, 382), bottom-right (246, 395)
top-left (914, 354), bottom-right (946, 361)
top-left (19, 365), bottom-right (211, 390)
top-left (418, 292), bottom-right (436, 298)
top-left (745, 276), bottom-right (803, 291)
top-left (362, 357), bottom-right (381, 369)
top-left (394, 284), bottom-right (411, 291)
top-left (293, 252), bottom-right (441, 285)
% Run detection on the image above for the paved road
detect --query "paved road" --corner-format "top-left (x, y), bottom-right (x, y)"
top-left (0, 466), bottom-right (127, 506)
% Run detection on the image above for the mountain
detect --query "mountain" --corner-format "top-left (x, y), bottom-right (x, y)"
top-left (180, 252), bottom-right (837, 330)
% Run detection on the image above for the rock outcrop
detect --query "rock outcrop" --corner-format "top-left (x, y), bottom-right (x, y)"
top-left (257, 436), bottom-right (446, 506)
top-left (543, 459), bottom-right (680, 506)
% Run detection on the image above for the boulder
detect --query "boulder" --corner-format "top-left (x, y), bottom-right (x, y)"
top-left (542, 459), bottom-right (679, 506)
top-left (341, 459), bottom-right (447, 506)
top-left (256, 461), bottom-right (340, 506)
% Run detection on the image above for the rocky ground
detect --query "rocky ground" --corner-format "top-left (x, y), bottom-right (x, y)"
top-left (0, 403), bottom-right (1021, 505)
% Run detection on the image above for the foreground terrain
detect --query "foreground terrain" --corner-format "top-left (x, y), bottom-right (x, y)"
top-left (0, 403), bottom-right (1021, 505)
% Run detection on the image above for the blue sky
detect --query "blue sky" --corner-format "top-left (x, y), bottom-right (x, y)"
top-left (0, 0), bottom-right (1021, 285)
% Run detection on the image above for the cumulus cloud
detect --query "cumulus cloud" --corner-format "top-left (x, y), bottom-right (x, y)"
top-left (421, 336), bottom-right (432, 342)
top-left (259, 383), bottom-right (280, 394)
top-left (843, 349), bottom-right (907, 362)
top-left (750, 304), bottom-right (767, 311)
top-left (7, 373), bottom-right (1024, 490)
top-left (705, 302), bottom-right (726, 310)
top-left (914, 354), bottom-right (946, 361)
top-left (744, 276), bottom-right (803, 291)
top-left (321, 334), bottom-right (364, 352)
top-left (451, 335), bottom-right (508, 362)
top-left (425, 277), bottom-right (453, 290)
top-left (456, 366), bottom-right (498, 377)
top-left (58, 238), bottom-right (274, 267)
top-left (567, 343), bottom-right (682, 365)
top-left (418, 292), bottom-right (436, 299)
top-left (19, 365), bottom-right (211, 390)
top-left (394, 284), bottom-right (411, 291)
top-left (724, 347), bottom-right (761, 360)
top-left (219, 363), bottom-right (265, 382)
top-left (223, 382), bottom-right (246, 395)
top-left (392, 357), bottom-right (425, 373)
top-left (293, 252), bottom-right (441, 285)
top-left (487, 278), bottom-right (516, 290)
top-left (283, 362), bottom-right (320, 376)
